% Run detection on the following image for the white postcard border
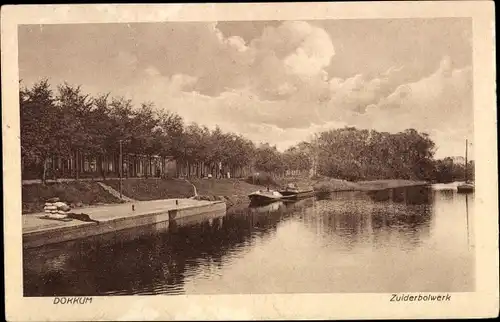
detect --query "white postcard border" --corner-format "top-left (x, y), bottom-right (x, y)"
top-left (2, 2), bottom-right (498, 320)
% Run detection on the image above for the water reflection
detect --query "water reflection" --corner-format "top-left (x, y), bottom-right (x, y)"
top-left (248, 201), bottom-right (286, 214)
top-left (367, 185), bottom-right (432, 204)
top-left (24, 187), bottom-right (474, 296)
top-left (297, 192), bottom-right (433, 252)
top-left (24, 205), bottom-right (299, 296)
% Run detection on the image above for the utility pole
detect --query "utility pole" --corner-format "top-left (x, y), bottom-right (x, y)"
top-left (464, 139), bottom-right (468, 183)
top-left (119, 140), bottom-right (123, 199)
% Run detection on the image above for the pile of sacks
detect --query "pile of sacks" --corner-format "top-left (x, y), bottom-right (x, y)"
top-left (44, 197), bottom-right (72, 219)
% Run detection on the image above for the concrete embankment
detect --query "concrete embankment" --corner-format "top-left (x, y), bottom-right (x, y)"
top-left (23, 199), bottom-right (226, 249)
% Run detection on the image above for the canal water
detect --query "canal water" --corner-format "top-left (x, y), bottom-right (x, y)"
top-left (23, 186), bottom-right (474, 296)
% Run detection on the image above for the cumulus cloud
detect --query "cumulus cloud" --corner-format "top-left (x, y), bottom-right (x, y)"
top-left (19, 20), bottom-right (473, 158)
top-left (362, 56), bottom-right (472, 129)
top-left (185, 21), bottom-right (337, 100)
top-left (116, 22), bottom-right (471, 157)
top-left (280, 22), bottom-right (335, 76)
top-left (357, 56), bottom-right (473, 157)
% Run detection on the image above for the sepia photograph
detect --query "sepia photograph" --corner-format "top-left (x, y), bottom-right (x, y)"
top-left (2, 2), bottom-right (498, 321)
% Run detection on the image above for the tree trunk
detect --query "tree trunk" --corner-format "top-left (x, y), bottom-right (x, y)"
top-left (100, 153), bottom-right (106, 180)
top-left (149, 155), bottom-right (153, 177)
top-left (42, 157), bottom-right (48, 184)
top-left (75, 150), bottom-right (80, 180)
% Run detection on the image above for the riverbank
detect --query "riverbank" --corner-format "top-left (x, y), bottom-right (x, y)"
top-left (21, 176), bottom-right (430, 215)
top-left (23, 199), bottom-right (226, 248)
top-left (190, 178), bottom-right (265, 209)
top-left (21, 178), bottom-right (265, 214)
top-left (280, 175), bottom-right (428, 193)
top-left (105, 178), bottom-right (194, 200)
top-left (22, 181), bottom-right (124, 214)
top-left (354, 179), bottom-right (429, 190)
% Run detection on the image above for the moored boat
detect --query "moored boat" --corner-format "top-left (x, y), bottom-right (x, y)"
top-left (457, 182), bottom-right (474, 193)
top-left (248, 189), bottom-right (284, 204)
top-left (279, 183), bottom-right (315, 200)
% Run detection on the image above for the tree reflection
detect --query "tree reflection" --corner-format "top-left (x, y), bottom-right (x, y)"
top-left (24, 202), bottom-right (298, 296)
top-left (367, 185), bottom-right (432, 205)
top-left (295, 188), bottom-right (433, 252)
top-left (23, 189), bottom-right (437, 296)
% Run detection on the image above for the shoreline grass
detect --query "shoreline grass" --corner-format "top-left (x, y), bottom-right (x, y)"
top-left (22, 181), bottom-right (123, 214)
top-left (22, 177), bottom-right (430, 214)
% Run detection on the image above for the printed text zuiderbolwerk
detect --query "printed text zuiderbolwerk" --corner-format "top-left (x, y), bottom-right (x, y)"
top-left (390, 293), bottom-right (451, 302)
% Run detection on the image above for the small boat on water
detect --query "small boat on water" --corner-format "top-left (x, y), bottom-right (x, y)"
top-left (457, 182), bottom-right (474, 193)
top-left (279, 183), bottom-right (315, 200)
top-left (248, 189), bottom-right (284, 204)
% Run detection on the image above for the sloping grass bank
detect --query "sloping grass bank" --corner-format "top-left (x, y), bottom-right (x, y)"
top-left (191, 178), bottom-right (264, 209)
top-left (22, 181), bottom-right (122, 214)
top-left (312, 178), bottom-right (360, 193)
top-left (22, 176), bottom-right (428, 215)
top-left (355, 179), bottom-right (429, 190)
top-left (192, 178), bottom-right (262, 196)
top-left (312, 177), bottom-right (429, 193)
top-left (105, 178), bottom-right (194, 201)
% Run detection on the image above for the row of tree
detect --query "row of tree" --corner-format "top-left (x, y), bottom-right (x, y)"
top-left (20, 80), bottom-right (311, 181)
top-left (433, 157), bottom-right (475, 183)
top-left (20, 79), bottom-right (473, 183)
top-left (312, 127), bottom-right (474, 182)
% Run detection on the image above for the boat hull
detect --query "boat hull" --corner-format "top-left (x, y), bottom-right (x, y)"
top-left (279, 190), bottom-right (316, 200)
top-left (249, 195), bottom-right (282, 204)
top-left (457, 184), bottom-right (474, 193)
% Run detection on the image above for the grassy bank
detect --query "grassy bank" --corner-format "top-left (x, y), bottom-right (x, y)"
top-left (22, 181), bottom-right (122, 214)
top-left (22, 178), bottom-right (262, 214)
top-left (190, 178), bottom-right (264, 209)
top-left (354, 179), bottom-right (429, 190)
top-left (312, 177), bottom-right (429, 193)
top-left (105, 178), bottom-right (194, 201)
top-left (22, 176), bottom-right (428, 214)
top-left (105, 177), bottom-right (264, 209)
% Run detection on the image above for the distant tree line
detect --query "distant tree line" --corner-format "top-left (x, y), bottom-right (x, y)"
top-left (20, 79), bottom-right (473, 184)
top-left (313, 127), bottom-right (474, 182)
top-left (432, 157), bottom-right (475, 183)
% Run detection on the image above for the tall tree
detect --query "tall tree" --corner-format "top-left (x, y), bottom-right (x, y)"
top-left (20, 79), bottom-right (59, 182)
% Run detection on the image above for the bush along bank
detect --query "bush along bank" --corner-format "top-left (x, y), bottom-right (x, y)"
top-left (311, 177), bottom-right (430, 194)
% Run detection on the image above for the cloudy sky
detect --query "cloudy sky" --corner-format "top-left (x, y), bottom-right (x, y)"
top-left (18, 18), bottom-right (473, 158)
